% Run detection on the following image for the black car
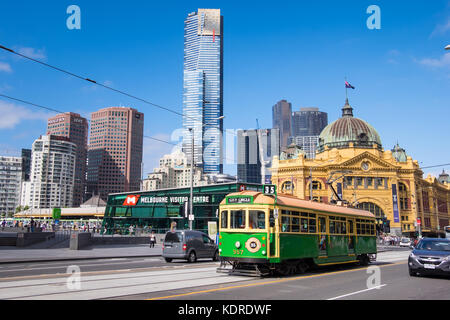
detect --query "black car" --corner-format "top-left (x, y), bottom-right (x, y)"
top-left (408, 238), bottom-right (450, 277)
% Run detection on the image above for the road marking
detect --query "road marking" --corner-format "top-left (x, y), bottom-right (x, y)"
top-left (327, 284), bottom-right (387, 300)
top-left (148, 261), bottom-right (406, 300)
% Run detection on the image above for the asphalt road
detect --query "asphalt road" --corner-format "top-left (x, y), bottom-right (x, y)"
top-left (0, 251), bottom-right (448, 300)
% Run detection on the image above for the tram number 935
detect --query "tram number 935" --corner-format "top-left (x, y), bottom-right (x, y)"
top-left (233, 249), bottom-right (244, 255)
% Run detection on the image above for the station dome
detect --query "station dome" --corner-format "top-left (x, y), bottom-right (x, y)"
top-left (317, 99), bottom-right (382, 153)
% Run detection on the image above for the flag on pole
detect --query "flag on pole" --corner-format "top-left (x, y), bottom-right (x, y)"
top-left (345, 81), bottom-right (355, 89)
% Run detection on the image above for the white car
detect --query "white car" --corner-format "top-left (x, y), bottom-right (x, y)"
top-left (399, 237), bottom-right (411, 247)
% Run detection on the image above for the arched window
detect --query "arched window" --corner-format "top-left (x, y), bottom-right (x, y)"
top-left (356, 202), bottom-right (385, 219)
top-left (398, 183), bottom-right (409, 210)
top-left (281, 181), bottom-right (294, 193)
top-left (311, 181), bottom-right (322, 190)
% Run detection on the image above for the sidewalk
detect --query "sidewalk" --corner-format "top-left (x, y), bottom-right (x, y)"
top-left (0, 244), bottom-right (162, 264)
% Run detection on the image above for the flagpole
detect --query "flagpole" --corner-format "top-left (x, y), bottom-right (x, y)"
top-left (345, 76), bottom-right (348, 100)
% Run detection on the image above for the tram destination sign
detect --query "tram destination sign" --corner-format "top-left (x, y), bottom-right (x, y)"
top-left (226, 196), bottom-right (253, 204)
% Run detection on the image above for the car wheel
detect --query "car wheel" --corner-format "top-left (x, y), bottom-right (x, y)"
top-left (164, 258), bottom-right (172, 263)
top-left (188, 251), bottom-right (197, 263)
top-left (408, 267), bottom-right (419, 277)
top-left (212, 250), bottom-right (219, 261)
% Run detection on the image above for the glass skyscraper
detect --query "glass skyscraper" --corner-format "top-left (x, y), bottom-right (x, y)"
top-left (183, 9), bottom-right (224, 174)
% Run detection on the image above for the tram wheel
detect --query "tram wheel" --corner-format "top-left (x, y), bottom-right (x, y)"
top-left (296, 261), bottom-right (309, 274)
top-left (276, 262), bottom-right (297, 276)
top-left (358, 254), bottom-right (370, 266)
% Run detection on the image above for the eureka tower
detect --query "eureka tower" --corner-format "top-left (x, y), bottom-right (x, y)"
top-left (182, 9), bottom-right (224, 174)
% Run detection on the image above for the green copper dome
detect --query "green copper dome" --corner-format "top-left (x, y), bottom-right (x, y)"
top-left (317, 99), bottom-right (382, 152)
top-left (391, 143), bottom-right (408, 162)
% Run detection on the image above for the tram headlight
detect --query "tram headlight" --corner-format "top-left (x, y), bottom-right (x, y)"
top-left (235, 241), bottom-right (241, 248)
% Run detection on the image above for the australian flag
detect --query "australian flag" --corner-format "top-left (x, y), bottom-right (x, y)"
top-left (345, 81), bottom-right (355, 89)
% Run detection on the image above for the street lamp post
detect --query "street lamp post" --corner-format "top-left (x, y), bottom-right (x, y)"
top-left (188, 116), bottom-right (225, 230)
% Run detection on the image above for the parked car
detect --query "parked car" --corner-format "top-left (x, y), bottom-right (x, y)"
top-left (399, 237), bottom-right (411, 247)
top-left (162, 230), bottom-right (219, 263)
top-left (408, 238), bottom-right (450, 277)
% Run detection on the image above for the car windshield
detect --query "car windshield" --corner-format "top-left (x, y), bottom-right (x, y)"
top-left (416, 240), bottom-right (450, 251)
top-left (401, 238), bottom-right (409, 242)
top-left (164, 231), bottom-right (183, 243)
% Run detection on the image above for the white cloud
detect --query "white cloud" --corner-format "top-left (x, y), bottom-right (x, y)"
top-left (142, 133), bottom-right (178, 176)
top-left (431, 18), bottom-right (450, 37)
top-left (0, 100), bottom-right (51, 129)
top-left (0, 62), bottom-right (12, 73)
top-left (16, 47), bottom-right (47, 60)
top-left (416, 52), bottom-right (450, 68)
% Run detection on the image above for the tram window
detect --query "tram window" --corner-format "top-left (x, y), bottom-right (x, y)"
top-left (329, 220), bottom-right (335, 234)
top-left (309, 219), bottom-right (317, 233)
top-left (282, 210), bottom-right (289, 216)
top-left (309, 213), bottom-right (316, 218)
top-left (292, 217), bottom-right (300, 232)
top-left (348, 220), bottom-right (354, 234)
top-left (300, 218), bottom-right (308, 232)
top-left (319, 217), bottom-right (326, 233)
top-left (291, 211), bottom-right (300, 216)
top-left (249, 211), bottom-right (266, 229)
top-left (220, 211), bottom-right (228, 229)
top-left (281, 216), bottom-right (291, 232)
top-left (230, 210), bottom-right (245, 229)
top-left (356, 223), bottom-right (361, 234)
top-left (335, 221), bottom-right (342, 234)
top-left (301, 212), bottom-right (308, 217)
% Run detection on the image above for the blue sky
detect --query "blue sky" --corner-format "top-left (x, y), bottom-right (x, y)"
top-left (0, 0), bottom-right (449, 177)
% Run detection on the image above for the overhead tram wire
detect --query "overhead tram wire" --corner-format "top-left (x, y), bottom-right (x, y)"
top-left (0, 93), bottom-right (178, 146)
top-left (0, 93), bottom-right (241, 163)
top-left (0, 44), bottom-right (235, 136)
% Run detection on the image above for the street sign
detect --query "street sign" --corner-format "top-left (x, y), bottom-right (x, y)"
top-left (52, 208), bottom-right (61, 220)
top-left (188, 214), bottom-right (194, 221)
top-left (263, 184), bottom-right (276, 195)
top-left (416, 218), bottom-right (421, 225)
top-left (274, 208), bottom-right (279, 219)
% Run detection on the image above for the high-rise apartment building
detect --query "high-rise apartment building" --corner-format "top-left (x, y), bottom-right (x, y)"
top-left (291, 107), bottom-right (328, 137)
top-left (21, 135), bottom-right (77, 209)
top-left (46, 112), bottom-right (88, 206)
top-left (237, 129), bottom-right (280, 184)
top-left (21, 148), bottom-right (31, 181)
top-left (183, 9), bottom-right (224, 174)
top-left (0, 156), bottom-right (23, 216)
top-left (86, 107), bottom-right (144, 201)
top-left (272, 100), bottom-right (292, 151)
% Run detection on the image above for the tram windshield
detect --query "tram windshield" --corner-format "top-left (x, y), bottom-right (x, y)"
top-left (230, 210), bottom-right (245, 229)
top-left (249, 211), bottom-right (265, 230)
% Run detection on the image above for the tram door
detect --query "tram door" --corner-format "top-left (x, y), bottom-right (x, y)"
top-left (318, 216), bottom-right (327, 257)
top-left (347, 219), bottom-right (355, 255)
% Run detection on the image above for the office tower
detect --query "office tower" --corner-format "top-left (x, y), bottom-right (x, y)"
top-left (46, 112), bottom-right (88, 206)
top-left (183, 8), bottom-right (224, 174)
top-left (237, 129), bottom-right (280, 184)
top-left (21, 148), bottom-right (31, 181)
top-left (290, 107), bottom-right (327, 159)
top-left (288, 136), bottom-right (320, 159)
top-left (0, 156), bottom-right (23, 216)
top-left (86, 107), bottom-right (144, 201)
top-left (272, 100), bottom-right (292, 151)
top-left (292, 107), bottom-right (328, 136)
top-left (21, 135), bottom-right (77, 209)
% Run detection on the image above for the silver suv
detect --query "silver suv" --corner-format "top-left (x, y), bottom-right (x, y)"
top-left (162, 230), bottom-right (219, 263)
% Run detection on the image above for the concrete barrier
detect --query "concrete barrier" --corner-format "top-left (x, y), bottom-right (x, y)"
top-left (70, 232), bottom-right (92, 250)
top-left (15, 232), bottom-right (55, 247)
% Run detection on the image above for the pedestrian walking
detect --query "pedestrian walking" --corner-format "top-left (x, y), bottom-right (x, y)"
top-left (149, 231), bottom-right (156, 248)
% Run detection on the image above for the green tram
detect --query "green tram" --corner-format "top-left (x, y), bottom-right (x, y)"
top-left (217, 191), bottom-right (377, 276)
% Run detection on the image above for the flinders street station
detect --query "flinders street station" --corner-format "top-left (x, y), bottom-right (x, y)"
top-left (271, 99), bottom-right (450, 238)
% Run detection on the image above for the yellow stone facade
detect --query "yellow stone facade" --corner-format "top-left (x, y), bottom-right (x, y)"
top-left (271, 102), bottom-right (450, 237)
